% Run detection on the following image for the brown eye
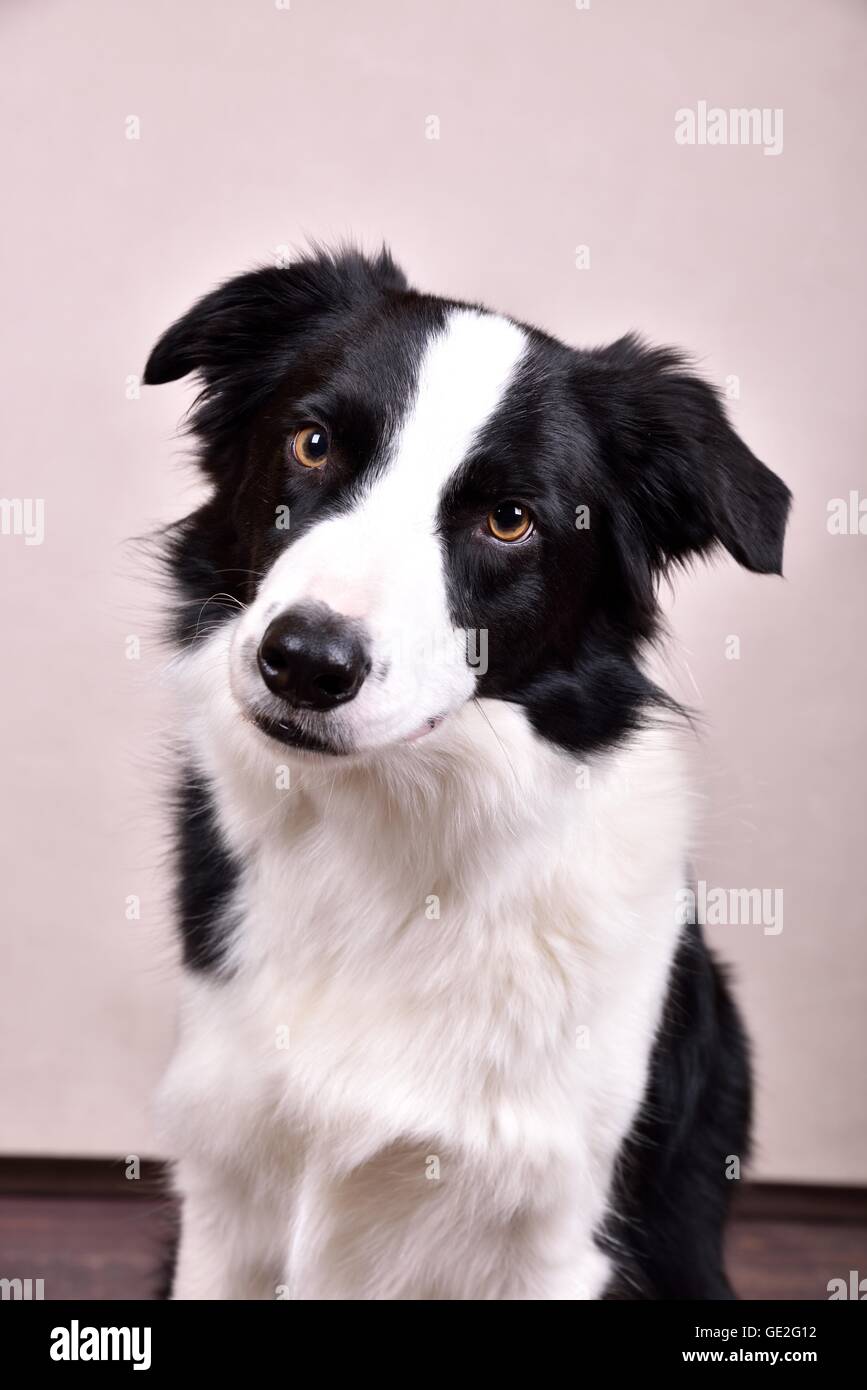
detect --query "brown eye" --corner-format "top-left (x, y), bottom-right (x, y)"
top-left (291, 425), bottom-right (329, 469)
top-left (487, 502), bottom-right (533, 542)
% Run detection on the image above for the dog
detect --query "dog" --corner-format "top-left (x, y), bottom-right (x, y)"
top-left (145, 246), bottom-right (790, 1300)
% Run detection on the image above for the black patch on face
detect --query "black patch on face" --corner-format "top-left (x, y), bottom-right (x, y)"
top-left (435, 347), bottom-right (651, 756)
top-left (438, 329), bottom-right (790, 756)
top-left (149, 251), bottom-right (450, 647)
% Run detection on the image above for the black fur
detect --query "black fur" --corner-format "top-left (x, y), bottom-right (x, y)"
top-left (147, 246), bottom-right (787, 1298)
top-left (603, 920), bottom-right (752, 1299)
top-left (173, 770), bottom-right (240, 973)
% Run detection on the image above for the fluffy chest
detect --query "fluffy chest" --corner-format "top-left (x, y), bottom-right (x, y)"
top-left (156, 712), bottom-right (692, 1302)
top-left (164, 715), bottom-right (689, 1181)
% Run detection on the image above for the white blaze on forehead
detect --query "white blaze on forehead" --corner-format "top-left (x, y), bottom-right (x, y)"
top-left (363, 307), bottom-right (528, 527)
top-left (244, 308), bottom-right (527, 628)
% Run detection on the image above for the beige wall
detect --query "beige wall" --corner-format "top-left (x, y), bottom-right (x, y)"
top-left (1, 0), bottom-right (865, 1183)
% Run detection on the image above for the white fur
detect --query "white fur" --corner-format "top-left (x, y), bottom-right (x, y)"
top-left (157, 310), bottom-right (691, 1300)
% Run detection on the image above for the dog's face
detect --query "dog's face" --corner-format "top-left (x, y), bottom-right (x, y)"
top-left (146, 249), bottom-right (790, 759)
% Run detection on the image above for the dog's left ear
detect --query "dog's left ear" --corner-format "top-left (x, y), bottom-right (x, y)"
top-left (579, 335), bottom-right (791, 578)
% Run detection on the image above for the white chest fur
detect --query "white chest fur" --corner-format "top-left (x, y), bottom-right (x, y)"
top-left (159, 630), bottom-right (690, 1300)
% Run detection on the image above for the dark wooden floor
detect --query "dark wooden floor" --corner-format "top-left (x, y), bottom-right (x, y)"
top-left (0, 1161), bottom-right (865, 1300)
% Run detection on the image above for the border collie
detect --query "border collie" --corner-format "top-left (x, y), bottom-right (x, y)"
top-left (145, 247), bottom-right (790, 1300)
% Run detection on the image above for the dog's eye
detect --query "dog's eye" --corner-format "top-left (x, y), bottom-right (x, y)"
top-left (291, 426), bottom-right (329, 469)
top-left (486, 502), bottom-right (533, 542)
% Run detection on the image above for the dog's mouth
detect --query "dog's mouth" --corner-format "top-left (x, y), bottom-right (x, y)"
top-left (244, 707), bottom-right (352, 757)
top-left (242, 703), bottom-right (450, 757)
top-left (229, 656), bottom-right (352, 756)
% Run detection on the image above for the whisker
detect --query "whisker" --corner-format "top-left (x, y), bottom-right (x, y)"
top-left (193, 592), bottom-right (246, 642)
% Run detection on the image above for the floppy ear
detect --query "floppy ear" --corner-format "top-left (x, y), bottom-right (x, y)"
top-left (579, 335), bottom-right (791, 578)
top-left (143, 268), bottom-right (289, 386)
top-left (143, 246), bottom-right (407, 386)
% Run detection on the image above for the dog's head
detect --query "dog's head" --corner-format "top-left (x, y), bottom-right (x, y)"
top-left (146, 247), bottom-right (790, 759)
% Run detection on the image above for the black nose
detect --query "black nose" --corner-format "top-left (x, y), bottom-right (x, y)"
top-left (256, 603), bottom-right (371, 712)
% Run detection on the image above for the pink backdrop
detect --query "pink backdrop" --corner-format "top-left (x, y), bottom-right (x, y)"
top-left (1, 0), bottom-right (865, 1182)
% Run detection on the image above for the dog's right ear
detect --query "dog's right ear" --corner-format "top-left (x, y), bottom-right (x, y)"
top-left (143, 247), bottom-right (407, 387)
top-left (143, 268), bottom-right (285, 385)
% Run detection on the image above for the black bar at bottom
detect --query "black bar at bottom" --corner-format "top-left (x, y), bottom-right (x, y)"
top-left (0, 1298), bottom-right (863, 1375)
